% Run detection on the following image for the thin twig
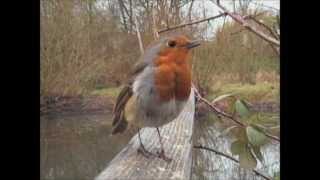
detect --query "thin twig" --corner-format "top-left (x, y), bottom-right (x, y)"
top-left (251, 1), bottom-right (279, 12)
top-left (187, 0), bottom-right (195, 22)
top-left (221, 14), bottom-right (227, 31)
top-left (158, 13), bottom-right (227, 34)
top-left (248, 16), bottom-right (279, 40)
top-left (193, 145), bottom-right (273, 180)
top-left (192, 86), bottom-right (280, 142)
top-left (213, 2), bottom-right (280, 47)
top-left (133, 14), bottom-right (144, 55)
top-left (246, 16), bottom-right (280, 55)
top-left (243, 11), bottom-right (267, 20)
top-left (230, 11), bottom-right (266, 34)
top-left (265, 133), bottom-right (280, 142)
top-left (269, 43), bottom-right (280, 56)
top-left (193, 86), bottom-right (243, 126)
top-left (231, 12), bottom-right (267, 36)
top-left (151, 5), bottom-right (160, 40)
top-left (230, 28), bottom-right (245, 35)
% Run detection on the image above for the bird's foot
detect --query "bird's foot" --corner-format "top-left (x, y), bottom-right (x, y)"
top-left (137, 145), bottom-right (153, 158)
top-left (156, 149), bottom-right (172, 163)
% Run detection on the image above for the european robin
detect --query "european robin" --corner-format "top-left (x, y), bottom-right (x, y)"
top-left (111, 35), bottom-right (200, 162)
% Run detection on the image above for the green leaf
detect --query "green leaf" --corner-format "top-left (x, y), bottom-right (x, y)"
top-left (230, 140), bottom-right (246, 155)
top-left (220, 125), bottom-right (239, 137)
top-left (242, 99), bottom-right (253, 107)
top-left (251, 123), bottom-right (268, 133)
top-left (235, 99), bottom-right (250, 118)
top-left (251, 146), bottom-right (264, 163)
top-left (228, 98), bottom-right (237, 115)
top-left (212, 93), bottom-right (235, 104)
top-left (246, 126), bottom-right (267, 146)
top-left (237, 127), bottom-right (248, 141)
top-left (239, 145), bottom-right (257, 170)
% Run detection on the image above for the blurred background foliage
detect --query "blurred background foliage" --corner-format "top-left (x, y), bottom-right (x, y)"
top-left (40, 1), bottom-right (280, 178)
top-left (40, 0), bottom-right (279, 105)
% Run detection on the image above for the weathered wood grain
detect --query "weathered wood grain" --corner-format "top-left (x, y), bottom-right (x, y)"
top-left (95, 89), bottom-right (195, 180)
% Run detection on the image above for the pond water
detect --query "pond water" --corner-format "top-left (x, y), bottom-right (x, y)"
top-left (40, 113), bottom-right (133, 180)
top-left (40, 112), bottom-right (279, 180)
top-left (192, 114), bottom-right (279, 180)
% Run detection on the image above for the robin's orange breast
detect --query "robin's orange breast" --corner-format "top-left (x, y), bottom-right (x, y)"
top-left (154, 53), bottom-right (191, 102)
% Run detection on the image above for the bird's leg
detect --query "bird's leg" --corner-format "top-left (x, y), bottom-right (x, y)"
top-left (156, 127), bottom-right (172, 162)
top-left (137, 128), bottom-right (153, 158)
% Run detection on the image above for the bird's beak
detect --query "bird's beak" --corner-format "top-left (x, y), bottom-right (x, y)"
top-left (186, 40), bottom-right (201, 49)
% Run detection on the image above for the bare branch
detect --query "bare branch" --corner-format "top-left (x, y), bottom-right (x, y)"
top-left (193, 145), bottom-right (273, 180)
top-left (230, 28), bottom-right (245, 35)
top-left (152, 5), bottom-right (159, 40)
top-left (193, 86), bottom-right (244, 126)
top-left (118, 0), bottom-right (128, 30)
top-left (248, 16), bottom-right (279, 40)
top-left (269, 43), bottom-right (280, 56)
top-left (231, 12), bottom-right (268, 35)
top-left (243, 11), bottom-right (267, 20)
top-left (213, 2), bottom-right (280, 47)
top-left (272, 23), bottom-right (280, 39)
top-left (251, 1), bottom-right (279, 12)
top-left (221, 14), bottom-right (227, 31)
top-left (133, 14), bottom-right (144, 55)
top-left (265, 133), bottom-right (280, 142)
top-left (187, 0), bottom-right (195, 22)
top-left (158, 13), bottom-right (227, 34)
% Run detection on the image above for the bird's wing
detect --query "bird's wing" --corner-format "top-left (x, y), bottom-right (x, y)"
top-left (111, 61), bottom-right (148, 132)
top-left (112, 84), bottom-right (132, 126)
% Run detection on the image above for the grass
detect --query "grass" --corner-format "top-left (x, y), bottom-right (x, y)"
top-left (90, 80), bottom-right (279, 104)
top-left (91, 87), bottom-right (121, 100)
top-left (205, 81), bottom-right (280, 129)
top-left (248, 112), bottom-right (279, 124)
top-left (209, 81), bottom-right (279, 103)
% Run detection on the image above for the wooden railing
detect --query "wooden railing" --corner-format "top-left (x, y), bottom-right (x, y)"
top-left (95, 89), bottom-right (195, 180)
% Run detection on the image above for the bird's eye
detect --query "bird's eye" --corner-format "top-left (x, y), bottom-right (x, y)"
top-left (167, 40), bottom-right (176, 48)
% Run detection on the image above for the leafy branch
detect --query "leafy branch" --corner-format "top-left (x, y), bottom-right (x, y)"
top-left (192, 86), bottom-right (280, 142)
top-left (156, 0), bottom-right (279, 54)
top-left (213, 0), bottom-right (279, 54)
top-left (192, 84), bottom-right (279, 173)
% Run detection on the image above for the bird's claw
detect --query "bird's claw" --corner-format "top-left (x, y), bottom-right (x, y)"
top-left (137, 146), bottom-right (172, 162)
top-left (137, 145), bottom-right (153, 158)
top-left (156, 149), bottom-right (172, 163)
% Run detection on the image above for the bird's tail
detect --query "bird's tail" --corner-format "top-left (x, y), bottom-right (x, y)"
top-left (111, 111), bottom-right (128, 135)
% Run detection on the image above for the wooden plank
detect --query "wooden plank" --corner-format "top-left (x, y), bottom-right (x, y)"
top-left (95, 89), bottom-right (195, 180)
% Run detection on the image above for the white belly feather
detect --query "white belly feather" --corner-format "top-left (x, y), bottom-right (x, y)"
top-left (132, 66), bottom-right (188, 127)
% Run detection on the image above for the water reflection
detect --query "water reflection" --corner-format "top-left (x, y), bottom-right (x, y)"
top-left (192, 114), bottom-right (280, 180)
top-left (40, 113), bottom-right (132, 180)
top-left (41, 112), bottom-right (279, 180)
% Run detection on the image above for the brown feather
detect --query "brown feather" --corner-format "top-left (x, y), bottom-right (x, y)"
top-left (111, 60), bottom-right (148, 133)
top-left (112, 85), bottom-right (132, 126)
top-left (111, 111), bottom-right (128, 134)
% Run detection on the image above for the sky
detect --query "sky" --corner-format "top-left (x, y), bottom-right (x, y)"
top-left (184, 0), bottom-right (280, 38)
top-left (96, 0), bottom-right (280, 38)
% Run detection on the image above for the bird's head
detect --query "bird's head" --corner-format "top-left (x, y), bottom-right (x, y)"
top-left (142, 35), bottom-right (201, 66)
top-left (156, 35), bottom-right (201, 64)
